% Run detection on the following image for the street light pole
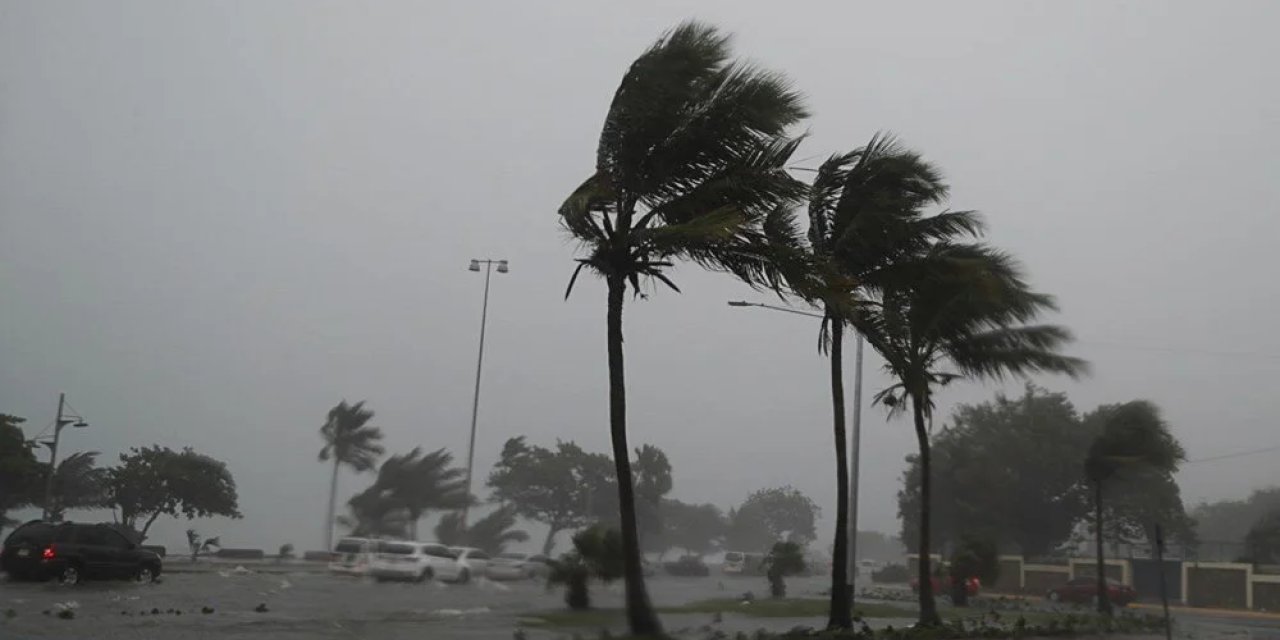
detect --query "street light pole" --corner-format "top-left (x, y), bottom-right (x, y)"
top-left (728, 300), bottom-right (864, 593)
top-left (462, 258), bottom-right (508, 528)
top-left (40, 392), bottom-right (88, 522)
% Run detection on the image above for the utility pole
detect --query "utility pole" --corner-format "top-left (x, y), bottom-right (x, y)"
top-left (41, 393), bottom-right (65, 521)
top-left (461, 258), bottom-right (507, 528)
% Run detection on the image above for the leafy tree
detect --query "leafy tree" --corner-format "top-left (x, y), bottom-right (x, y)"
top-left (106, 446), bottom-right (242, 540)
top-left (39, 451), bottom-right (110, 522)
top-left (763, 541), bottom-right (807, 598)
top-left (778, 133), bottom-right (987, 628)
top-left (0, 415), bottom-right (41, 536)
top-left (1084, 401), bottom-right (1184, 615)
top-left (185, 528), bottom-right (220, 562)
top-left (660, 499), bottom-right (726, 557)
top-left (435, 505), bottom-right (530, 554)
top-left (1245, 509), bottom-right (1280, 564)
top-left (378, 447), bottom-right (469, 538)
top-left (860, 237), bottom-right (1084, 625)
top-left (1192, 487), bottom-right (1280, 557)
top-left (558, 21), bottom-right (807, 635)
top-left (725, 486), bottom-right (820, 552)
top-left (318, 400), bottom-right (384, 551)
top-left (548, 525), bottom-right (625, 610)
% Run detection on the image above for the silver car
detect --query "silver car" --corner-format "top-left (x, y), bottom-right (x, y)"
top-left (486, 552), bottom-right (551, 580)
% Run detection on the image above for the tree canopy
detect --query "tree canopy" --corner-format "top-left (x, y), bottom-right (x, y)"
top-left (106, 446), bottom-right (242, 539)
top-left (724, 486), bottom-right (820, 551)
top-left (1245, 509), bottom-right (1280, 564)
top-left (435, 505), bottom-right (529, 555)
top-left (659, 499), bottom-right (727, 557)
top-left (0, 415), bottom-right (40, 534)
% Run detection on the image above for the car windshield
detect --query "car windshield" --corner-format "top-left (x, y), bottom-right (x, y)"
top-left (380, 543), bottom-right (415, 555)
top-left (724, 552), bottom-right (743, 562)
top-left (334, 540), bottom-right (365, 554)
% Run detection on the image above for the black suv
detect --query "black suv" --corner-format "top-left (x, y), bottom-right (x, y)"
top-left (1, 521), bottom-right (162, 585)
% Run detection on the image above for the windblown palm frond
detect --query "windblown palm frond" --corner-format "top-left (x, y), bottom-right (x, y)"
top-left (318, 400), bottom-right (384, 472)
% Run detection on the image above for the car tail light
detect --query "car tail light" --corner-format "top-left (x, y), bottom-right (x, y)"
top-left (42, 545), bottom-right (55, 559)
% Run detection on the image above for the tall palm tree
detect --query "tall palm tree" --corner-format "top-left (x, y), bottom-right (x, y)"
top-left (859, 243), bottom-right (1086, 625)
top-left (378, 447), bottom-right (470, 538)
top-left (43, 451), bottom-right (109, 522)
top-left (337, 484), bottom-right (410, 539)
top-left (1084, 401), bottom-right (1184, 615)
top-left (793, 134), bottom-right (982, 628)
top-left (318, 400), bottom-right (384, 550)
top-left (559, 21), bottom-right (808, 636)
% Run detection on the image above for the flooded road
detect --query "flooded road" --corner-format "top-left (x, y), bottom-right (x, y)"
top-left (0, 570), bottom-right (830, 639)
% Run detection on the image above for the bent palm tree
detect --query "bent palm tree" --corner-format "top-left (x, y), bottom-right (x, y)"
top-left (378, 447), bottom-right (470, 538)
top-left (44, 451), bottom-right (109, 522)
top-left (860, 243), bottom-right (1086, 625)
top-left (559, 21), bottom-right (808, 635)
top-left (435, 505), bottom-right (529, 554)
top-left (318, 400), bottom-right (384, 550)
top-left (794, 134), bottom-right (981, 628)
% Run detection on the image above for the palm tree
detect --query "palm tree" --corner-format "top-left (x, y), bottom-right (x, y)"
top-left (377, 447), bottom-right (470, 538)
top-left (44, 451), bottom-right (109, 522)
top-left (435, 505), bottom-right (529, 554)
top-left (792, 134), bottom-right (982, 628)
top-left (1084, 401), bottom-right (1184, 615)
top-left (318, 400), bottom-right (384, 550)
top-left (337, 485), bottom-right (410, 539)
top-left (859, 243), bottom-right (1086, 625)
top-left (559, 21), bottom-right (808, 635)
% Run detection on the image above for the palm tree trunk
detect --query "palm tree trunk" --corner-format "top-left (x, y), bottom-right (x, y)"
top-left (326, 459), bottom-right (339, 551)
top-left (1095, 481), bottom-right (1112, 615)
top-left (827, 319), bottom-right (852, 629)
top-left (542, 526), bottom-right (559, 556)
top-left (913, 396), bottom-right (941, 626)
top-left (606, 276), bottom-right (662, 636)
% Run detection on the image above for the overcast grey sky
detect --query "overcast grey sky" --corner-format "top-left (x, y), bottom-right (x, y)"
top-left (3, 1), bottom-right (1278, 553)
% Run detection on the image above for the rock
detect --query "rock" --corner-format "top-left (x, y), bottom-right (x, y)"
top-left (151, 608), bottom-right (161, 615)
top-left (254, 603), bottom-right (269, 613)
top-left (201, 606), bottom-right (215, 615)
top-left (56, 609), bottom-right (75, 620)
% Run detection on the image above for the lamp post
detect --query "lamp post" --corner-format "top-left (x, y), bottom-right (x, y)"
top-left (727, 300), bottom-right (863, 594)
top-left (40, 392), bottom-right (89, 521)
top-left (461, 258), bottom-right (508, 527)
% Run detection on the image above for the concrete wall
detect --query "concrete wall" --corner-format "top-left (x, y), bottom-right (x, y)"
top-left (1185, 564), bottom-right (1250, 609)
top-left (1023, 565), bottom-right (1070, 594)
top-left (1252, 575), bottom-right (1280, 611)
top-left (993, 556), bottom-right (1023, 593)
top-left (1069, 558), bottom-right (1128, 584)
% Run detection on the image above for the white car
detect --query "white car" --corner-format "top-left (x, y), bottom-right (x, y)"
top-left (448, 546), bottom-right (491, 583)
top-left (328, 537), bottom-right (377, 576)
top-left (369, 541), bottom-right (463, 583)
top-left (487, 552), bottom-right (551, 581)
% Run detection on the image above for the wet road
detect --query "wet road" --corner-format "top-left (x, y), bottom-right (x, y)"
top-left (3, 570), bottom-right (1277, 639)
top-left (0, 569), bottom-right (830, 640)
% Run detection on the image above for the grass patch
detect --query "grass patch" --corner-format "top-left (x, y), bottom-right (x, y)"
top-left (519, 608), bottom-right (624, 628)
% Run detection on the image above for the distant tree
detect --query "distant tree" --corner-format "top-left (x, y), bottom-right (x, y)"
top-left (39, 451), bottom-right (110, 522)
top-left (185, 528), bottom-right (220, 562)
top-left (487, 437), bottom-right (613, 554)
top-left (318, 400), bottom-right (384, 551)
top-left (278, 543), bottom-right (295, 561)
top-left (0, 415), bottom-right (41, 536)
top-left (1084, 401), bottom-right (1184, 615)
top-left (1191, 487), bottom-right (1280, 555)
top-left (435, 505), bottom-right (530, 554)
top-left (106, 446), bottom-right (242, 540)
top-left (898, 385), bottom-right (1089, 555)
top-left (548, 524), bottom-right (625, 610)
top-left (377, 447), bottom-right (469, 538)
top-left (725, 486), bottom-right (820, 551)
top-left (558, 20), bottom-right (808, 635)
top-left (1245, 510), bottom-right (1280, 564)
top-left (762, 541), bottom-right (807, 598)
top-left (661, 499), bottom-right (726, 557)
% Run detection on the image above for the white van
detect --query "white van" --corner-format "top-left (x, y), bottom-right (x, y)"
top-left (369, 541), bottom-right (463, 582)
top-left (328, 537), bottom-right (377, 576)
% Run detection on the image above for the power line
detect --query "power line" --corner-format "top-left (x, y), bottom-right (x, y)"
top-left (1185, 444), bottom-right (1280, 464)
top-left (1073, 340), bottom-right (1280, 361)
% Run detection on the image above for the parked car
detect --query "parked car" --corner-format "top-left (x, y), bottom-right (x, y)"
top-left (663, 555), bottom-right (711, 577)
top-left (1047, 577), bottom-right (1136, 606)
top-left (487, 552), bottom-right (551, 580)
top-left (369, 541), bottom-right (462, 583)
top-left (910, 574), bottom-right (981, 597)
top-left (448, 547), bottom-right (491, 583)
top-left (328, 537), bottom-right (377, 576)
top-left (1, 520), bottom-right (162, 585)
top-left (722, 551), bottom-right (764, 575)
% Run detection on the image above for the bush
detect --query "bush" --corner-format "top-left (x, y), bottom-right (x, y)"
top-left (547, 525), bottom-right (623, 610)
top-left (871, 563), bottom-right (910, 584)
top-left (762, 541), bottom-right (806, 598)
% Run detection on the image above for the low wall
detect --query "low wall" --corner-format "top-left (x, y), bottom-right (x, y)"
top-left (1023, 564), bottom-right (1070, 594)
top-left (1185, 563), bottom-right (1249, 609)
top-left (1252, 575), bottom-right (1280, 611)
top-left (214, 548), bottom-right (265, 560)
top-left (1069, 558), bottom-right (1128, 585)
top-left (993, 556), bottom-right (1023, 592)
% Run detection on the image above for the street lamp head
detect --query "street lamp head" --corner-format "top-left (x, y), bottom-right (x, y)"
top-left (496, 260), bottom-right (509, 274)
top-left (72, 420), bottom-right (89, 428)
top-left (727, 300), bottom-right (751, 307)
top-left (468, 260), bottom-right (481, 272)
